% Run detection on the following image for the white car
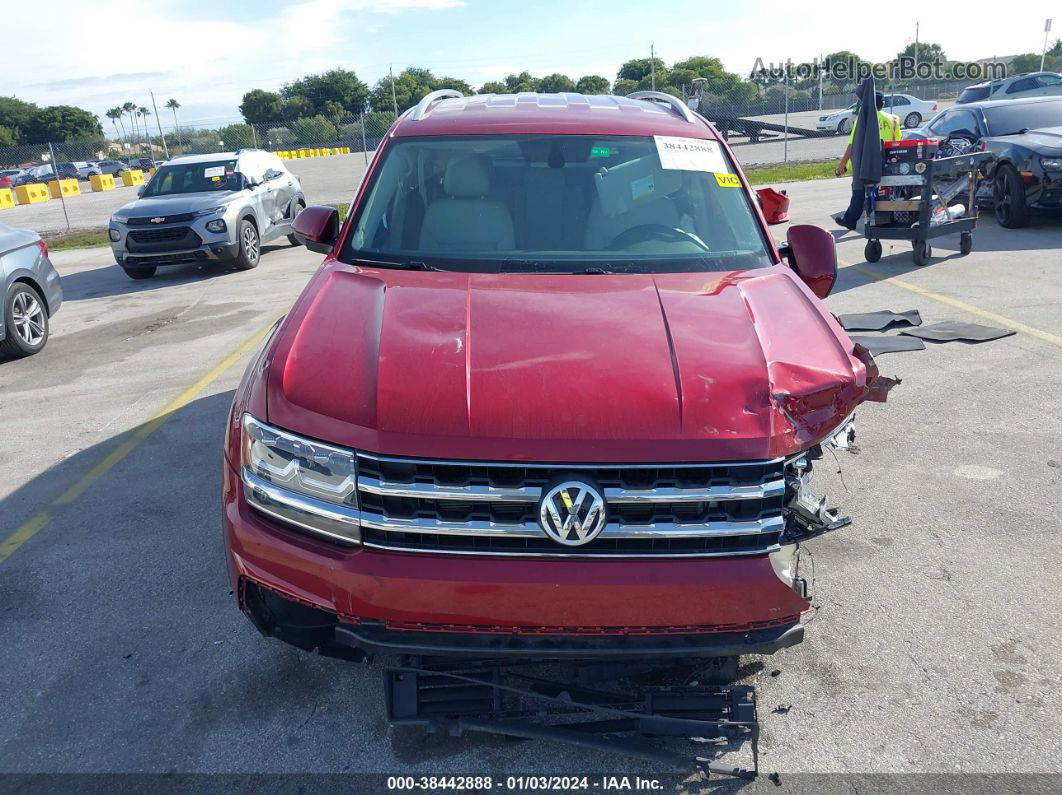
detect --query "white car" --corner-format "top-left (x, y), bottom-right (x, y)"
top-left (815, 94), bottom-right (940, 134)
top-left (957, 72), bottom-right (1062, 104)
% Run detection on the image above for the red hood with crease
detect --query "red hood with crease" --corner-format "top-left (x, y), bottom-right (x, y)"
top-left (264, 262), bottom-right (869, 463)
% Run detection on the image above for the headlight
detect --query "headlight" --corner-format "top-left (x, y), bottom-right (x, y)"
top-left (240, 414), bottom-right (361, 543)
top-left (1041, 157), bottom-right (1062, 171)
top-left (112, 214), bottom-right (128, 223)
top-left (205, 219), bottom-right (227, 233)
top-left (108, 228), bottom-right (121, 241)
top-left (195, 206), bottom-right (226, 217)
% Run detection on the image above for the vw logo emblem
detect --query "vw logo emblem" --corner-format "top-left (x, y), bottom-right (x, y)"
top-left (538, 481), bottom-right (607, 546)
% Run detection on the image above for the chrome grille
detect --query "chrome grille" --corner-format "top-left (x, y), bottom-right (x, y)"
top-left (354, 454), bottom-right (785, 557)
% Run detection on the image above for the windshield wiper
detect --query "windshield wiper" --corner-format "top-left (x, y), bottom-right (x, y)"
top-left (353, 256), bottom-right (441, 271)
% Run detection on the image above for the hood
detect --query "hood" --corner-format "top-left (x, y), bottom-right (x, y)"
top-left (266, 264), bottom-right (869, 463)
top-left (990, 126), bottom-right (1062, 156)
top-left (114, 191), bottom-right (242, 217)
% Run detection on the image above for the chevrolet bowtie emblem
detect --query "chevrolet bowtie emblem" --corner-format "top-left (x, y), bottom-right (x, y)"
top-left (150, 217), bottom-right (165, 224)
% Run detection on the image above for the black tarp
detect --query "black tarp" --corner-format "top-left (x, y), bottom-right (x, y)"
top-left (851, 76), bottom-right (883, 186)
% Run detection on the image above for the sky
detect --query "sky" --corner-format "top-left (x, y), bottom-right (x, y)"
top-left (3, 0), bottom-right (1057, 131)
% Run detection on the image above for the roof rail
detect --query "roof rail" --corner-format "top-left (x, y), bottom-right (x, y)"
top-left (410, 89), bottom-right (464, 121)
top-left (628, 91), bottom-right (697, 124)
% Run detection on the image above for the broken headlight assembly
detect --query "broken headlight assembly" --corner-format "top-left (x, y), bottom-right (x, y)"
top-left (240, 414), bottom-right (361, 544)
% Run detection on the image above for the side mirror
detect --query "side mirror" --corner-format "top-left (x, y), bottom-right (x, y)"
top-left (781, 224), bottom-right (837, 299)
top-left (136, 186), bottom-right (145, 197)
top-left (292, 205), bottom-right (340, 254)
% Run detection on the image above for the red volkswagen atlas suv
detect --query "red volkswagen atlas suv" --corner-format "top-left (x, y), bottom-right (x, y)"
top-left (223, 91), bottom-right (880, 662)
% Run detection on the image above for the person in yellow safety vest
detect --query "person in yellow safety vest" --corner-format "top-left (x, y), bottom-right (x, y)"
top-left (832, 91), bottom-right (902, 231)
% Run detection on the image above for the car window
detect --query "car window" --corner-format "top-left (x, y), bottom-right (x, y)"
top-left (1037, 74), bottom-right (1062, 87)
top-left (1006, 77), bottom-right (1039, 94)
top-left (887, 96), bottom-right (909, 107)
top-left (984, 100), bottom-right (1062, 135)
top-left (929, 110), bottom-right (980, 137)
top-left (958, 86), bottom-right (992, 102)
top-left (143, 159), bottom-right (240, 196)
top-left (340, 134), bottom-right (773, 274)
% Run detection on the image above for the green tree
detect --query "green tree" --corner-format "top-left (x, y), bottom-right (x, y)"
top-left (283, 68), bottom-right (369, 114)
top-left (20, 105), bottom-right (102, 144)
top-left (282, 95), bottom-right (314, 121)
top-left (290, 115), bottom-right (338, 146)
top-left (504, 71), bottom-right (540, 92)
top-left (0, 96), bottom-right (38, 142)
top-left (612, 78), bottom-right (638, 96)
top-left (165, 98), bottom-right (182, 147)
top-left (105, 107), bottom-right (125, 142)
top-left (434, 76), bottom-right (472, 94)
top-left (478, 81), bottom-right (507, 94)
top-left (368, 67), bottom-right (447, 112)
top-left (537, 73), bottom-right (576, 93)
top-left (617, 57), bottom-right (668, 88)
top-left (0, 125), bottom-right (16, 148)
top-left (898, 41), bottom-right (947, 65)
top-left (240, 89), bottom-right (284, 124)
top-left (1009, 53), bottom-right (1043, 73)
top-left (575, 75), bottom-right (611, 94)
top-left (218, 123), bottom-right (256, 149)
top-left (266, 126), bottom-right (295, 146)
top-left (321, 100), bottom-right (346, 124)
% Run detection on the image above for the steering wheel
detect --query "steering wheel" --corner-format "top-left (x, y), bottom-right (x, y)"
top-left (607, 224), bottom-right (709, 252)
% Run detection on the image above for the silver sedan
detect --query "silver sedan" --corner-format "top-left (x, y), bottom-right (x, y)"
top-left (0, 223), bottom-right (63, 358)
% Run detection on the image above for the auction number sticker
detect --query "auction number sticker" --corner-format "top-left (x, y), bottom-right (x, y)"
top-left (714, 173), bottom-right (741, 188)
top-left (654, 136), bottom-right (727, 173)
top-left (203, 166), bottom-right (225, 178)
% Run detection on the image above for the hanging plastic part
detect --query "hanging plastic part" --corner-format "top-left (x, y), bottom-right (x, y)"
top-left (783, 459), bottom-right (851, 540)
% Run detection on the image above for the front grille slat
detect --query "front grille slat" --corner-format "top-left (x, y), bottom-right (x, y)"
top-left (355, 454), bottom-right (784, 558)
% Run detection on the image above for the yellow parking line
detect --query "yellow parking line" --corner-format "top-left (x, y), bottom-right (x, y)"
top-left (848, 263), bottom-right (1062, 349)
top-left (0, 314), bottom-right (282, 565)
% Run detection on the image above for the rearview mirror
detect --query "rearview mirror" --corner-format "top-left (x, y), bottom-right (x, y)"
top-left (291, 205), bottom-right (340, 254)
top-left (781, 224), bottom-right (837, 299)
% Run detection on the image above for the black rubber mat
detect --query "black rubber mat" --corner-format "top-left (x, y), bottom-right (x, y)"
top-left (900, 321), bottom-right (1015, 343)
top-left (847, 334), bottom-right (927, 355)
top-left (837, 310), bottom-right (922, 331)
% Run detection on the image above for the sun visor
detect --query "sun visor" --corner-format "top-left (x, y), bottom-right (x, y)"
top-left (593, 155), bottom-right (682, 218)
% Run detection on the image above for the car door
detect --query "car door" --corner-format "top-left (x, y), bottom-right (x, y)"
top-left (262, 154), bottom-right (296, 221)
top-left (239, 153), bottom-right (277, 229)
top-left (1005, 76), bottom-right (1040, 100)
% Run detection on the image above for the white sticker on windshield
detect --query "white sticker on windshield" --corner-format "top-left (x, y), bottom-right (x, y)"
top-left (203, 166), bottom-right (225, 178)
top-left (631, 174), bottom-right (654, 201)
top-left (654, 136), bottom-right (727, 173)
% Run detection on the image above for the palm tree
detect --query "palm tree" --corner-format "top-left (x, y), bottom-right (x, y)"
top-left (165, 98), bottom-right (182, 147)
top-left (138, 106), bottom-right (151, 154)
top-left (122, 102), bottom-right (137, 154)
top-left (106, 108), bottom-right (124, 144)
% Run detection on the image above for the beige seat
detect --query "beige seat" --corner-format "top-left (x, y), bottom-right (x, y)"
top-left (419, 156), bottom-right (515, 252)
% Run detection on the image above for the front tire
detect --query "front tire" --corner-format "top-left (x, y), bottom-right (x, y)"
top-left (993, 164), bottom-right (1030, 229)
top-left (838, 117), bottom-right (852, 135)
top-left (903, 112), bottom-right (921, 129)
top-left (234, 219), bottom-right (261, 270)
top-left (287, 201), bottom-right (305, 245)
top-left (1, 283), bottom-right (48, 358)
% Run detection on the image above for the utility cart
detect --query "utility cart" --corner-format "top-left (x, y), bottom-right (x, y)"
top-left (863, 141), bottom-right (993, 266)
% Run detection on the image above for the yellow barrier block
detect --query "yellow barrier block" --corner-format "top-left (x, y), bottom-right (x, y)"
top-left (15, 184), bottom-right (50, 204)
top-left (341, 146), bottom-right (350, 155)
top-left (149, 167), bottom-right (156, 176)
top-left (0, 188), bottom-right (14, 209)
top-left (122, 169), bottom-right (144, 186)
top-left (48, 179), bottom-right (81, 199)
top-left (90, 174), bottom-right (116, 192)
top-left (320, 148), bottom-right (332, 156)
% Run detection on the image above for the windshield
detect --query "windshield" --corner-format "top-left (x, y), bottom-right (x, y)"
top-left (985, 101), bottom-right (1062, 135)
top-left (339, 135), bottom-right (773, 274)
top-left (142, 159), bottom-right (239, 197)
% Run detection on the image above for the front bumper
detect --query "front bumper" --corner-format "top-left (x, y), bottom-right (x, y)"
top-left (110, 215), bottom-right (240, 268)
top-left (224, 462), bottom-right (810, 659)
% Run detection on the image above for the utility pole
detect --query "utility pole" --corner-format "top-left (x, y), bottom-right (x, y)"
top-left (390, 65), bottom-right (399, 116)
top-left (914, 20), bottom-right (920, 71)
top-left (818, 54), bottom-right (824, 111)
top-left (1042, 19), bottom-right (1053, 72)
top-left (149, 90), bottom-right (169, 158)
top-left (650, 44), bottom-right (656, 91)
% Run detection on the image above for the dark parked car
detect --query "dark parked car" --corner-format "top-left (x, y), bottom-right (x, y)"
top-left (19, 163), bottom-right (80, 183)
top-left (906, 96), bottom-right (1062, 228)
top-left (125, 158), bottom-right (157, 172)
top-left (92, 160), bottom-right (126, 176)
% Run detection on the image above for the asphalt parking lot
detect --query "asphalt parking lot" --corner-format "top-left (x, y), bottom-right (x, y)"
top-left (1, 178), bottom-right (1060, 788)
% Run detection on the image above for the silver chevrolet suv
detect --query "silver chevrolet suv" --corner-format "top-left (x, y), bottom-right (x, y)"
top-left (108, 150), bottom-right (306, 280)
